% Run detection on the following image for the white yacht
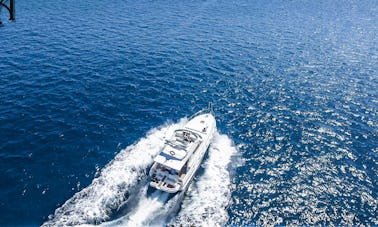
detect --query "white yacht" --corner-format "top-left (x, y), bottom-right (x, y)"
top-left (149, 106), bottom-right (216, 193)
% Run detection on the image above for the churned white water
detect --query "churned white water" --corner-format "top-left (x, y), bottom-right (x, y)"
top-left (43, 119), bottom-right (187, 226)
top-left (105, 132), bottom-right (239, 227)
top-left (43, 120), bottom-right (238, 226)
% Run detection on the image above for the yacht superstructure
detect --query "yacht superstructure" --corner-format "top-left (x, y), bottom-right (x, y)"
top-left (149, 108), bottom-right (216, 193)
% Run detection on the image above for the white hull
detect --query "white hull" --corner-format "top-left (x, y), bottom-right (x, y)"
top-left (149, 110), bottom-right (216, 193)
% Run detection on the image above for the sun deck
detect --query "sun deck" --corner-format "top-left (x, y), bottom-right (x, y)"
top-left (153, 129), bottom-right (201, 171)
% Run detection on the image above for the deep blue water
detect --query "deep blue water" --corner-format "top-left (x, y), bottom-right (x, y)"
top-left (1, 0), bottom-right (377, 226)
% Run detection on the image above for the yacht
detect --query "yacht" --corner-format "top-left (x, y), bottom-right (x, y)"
top-left (149, 105), bottom-right (216, 193)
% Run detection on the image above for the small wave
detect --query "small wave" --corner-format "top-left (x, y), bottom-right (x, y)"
top-left (42, 119), bottom-right (187, 226)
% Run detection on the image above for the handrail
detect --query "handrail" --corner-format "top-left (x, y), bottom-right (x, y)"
top-left (188, 103), bottom-right (214, 120)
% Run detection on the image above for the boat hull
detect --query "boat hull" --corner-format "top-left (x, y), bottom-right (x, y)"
top-left (179, 125), bottom-right (215, 193)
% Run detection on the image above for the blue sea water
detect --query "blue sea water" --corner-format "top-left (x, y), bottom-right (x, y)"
top-left (0, 0), bottom-right (377, 226)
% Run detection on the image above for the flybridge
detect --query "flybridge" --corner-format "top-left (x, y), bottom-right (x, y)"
top-left (154, 129), bottom-right (202, 171)
top-left (0, 0), bottom-right (15, 25)
top-left (149, 109), bottom-right (216, 194)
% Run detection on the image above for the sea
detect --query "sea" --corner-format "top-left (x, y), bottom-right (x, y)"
top-left (0, 0), bottom-right (377, 226)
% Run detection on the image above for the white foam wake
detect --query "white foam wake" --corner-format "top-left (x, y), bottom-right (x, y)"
top-left (102, 131), bottom-right (238, 227)
top-left (126, 190), bottom-right (169, 226)
top-left (42, 119), bottom-right (187, 226)
top-left (169, 132), bottom-right (239, 226)
top-left (103, 187), bottom-right (171, 227)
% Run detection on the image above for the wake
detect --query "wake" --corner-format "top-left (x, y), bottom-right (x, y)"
top-left (125, 190), bottom-right (169, 226)
top-left (102, 187), bottom-right (173, 227)
top-left (43, 120), bottom-right (238, 227)
top-left (42, 119), bottom-right (187, 226)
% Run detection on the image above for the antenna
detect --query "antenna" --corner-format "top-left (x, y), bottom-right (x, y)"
top-left (208, 102), bottom-right (214, 115)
